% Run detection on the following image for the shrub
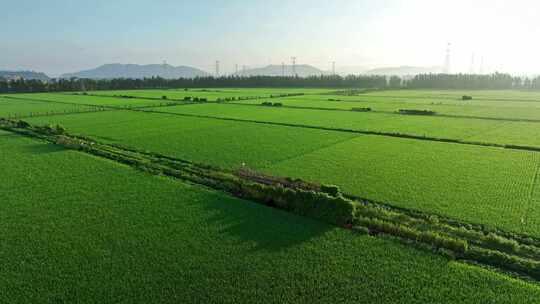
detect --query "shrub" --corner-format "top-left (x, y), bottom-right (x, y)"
top-left (351, 107), bottom-right (371, 112)
top-left (273, 102), bottom-right (283, 107)
top-left (54, 124), bottom-right (66, 135)
top-left (237, 182), bottom-right (354, 226)
top-left (483, 233), bottom-right (520, 253)
top-left (162, 95), bottom-right (167, 100)
top-left (261, 102), bottom-right (273, 106)
top-left (398, 109), bottom-right (436, 116)
top-left (465, 247), bottom-right (540, 279)
top-left (16, 120), bottom-right (30, 128)
top-left (321, 184), bottom-right (340, 197)
top-left (352, 226), bottom-right (369, 235)
top-left (183, 96), bottom-right (192, 101)
top-left (55, 135), bottom-right (83, 150)
top-left (462, 95), bottom-right (473, 100)
top-left (418, 231), bottom-right (468, 254)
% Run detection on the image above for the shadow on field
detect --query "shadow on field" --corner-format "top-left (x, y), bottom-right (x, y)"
top-left (191, 192), bottom-right (333, 252)
top-left (23, 143), bottom-right (66, 154)
top-left (0, 133), bottom-right (19, 138)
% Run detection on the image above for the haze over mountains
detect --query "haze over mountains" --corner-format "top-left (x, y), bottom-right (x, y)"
top-left (0, 71), bottom-right (50, 81)
top-left (234, 64), bottom-right (327, 77)
top-left (61, 64), bottom-right (210, 79)
top-left (1, 64), bottom-right (448, 80)
top-left (364, 66), bottom-right (443, 76)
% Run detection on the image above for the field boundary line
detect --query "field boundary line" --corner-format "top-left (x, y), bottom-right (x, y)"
top-left (210, 101), bottom-right (540, 124)
top-left (341, 93), bottom-right (540, 103)
top-left (262, 134), bottom-right (363, 168)
top-left (132, 107), bottom-right (540, 154)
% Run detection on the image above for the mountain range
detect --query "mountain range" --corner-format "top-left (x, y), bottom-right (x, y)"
top-left (0, 70), bottom-right (50, 81)
top-left (1, 64), bottom-right (448, 81)
top-left (233, 64), bottom-right (327, 77)
top-left (61, 63), bottom-right (210, 79)
top-left (364, 66), bottom-right (443, 76)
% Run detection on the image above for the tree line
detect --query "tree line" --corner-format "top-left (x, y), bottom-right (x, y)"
top-left (2, 73), bottom-right (540, 93)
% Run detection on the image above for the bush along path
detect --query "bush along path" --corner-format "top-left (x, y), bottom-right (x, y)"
top-left (2, 117), bottom-right (540, 283)
top-left (72, 92), bottom-right (304, 103)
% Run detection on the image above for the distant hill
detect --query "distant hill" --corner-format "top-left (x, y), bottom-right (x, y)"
top-left (364, 66), bottom-right (443, 76)
top-left (61, 63), bottom-right (210, 79)
top-left (0, 70), bottom-right (50, 81)
top-left (234, 64), bottom-right (326, 77)
top-left (334, 66), bottom-right (372, 76)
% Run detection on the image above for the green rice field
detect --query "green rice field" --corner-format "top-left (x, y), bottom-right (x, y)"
top-left (4, 88), bottom-right (540, 302)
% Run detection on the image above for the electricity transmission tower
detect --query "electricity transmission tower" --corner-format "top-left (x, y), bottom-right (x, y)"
top-left (469, 53), bottom-right (475, 74)
top-left (443, 43), bottom-right (451, 74)
top-left (291, 57), bottom-right (297, 76)
top-left (281, 62), bottom-right (285, 77)
top-left (235, 64), bottom-right (238, 75)
top-left (479, 56), bottom-right (484, 74)
top-left (332, 61), bottom-right (336, 75)
top-left (215, 61), bottom-right (220, 77)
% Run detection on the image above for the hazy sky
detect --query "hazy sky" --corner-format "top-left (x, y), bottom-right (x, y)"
top-left (2, 0), bottom-right (540, 76)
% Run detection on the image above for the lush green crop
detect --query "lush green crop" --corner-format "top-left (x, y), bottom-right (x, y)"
top-left (235, 93), bottom-right (540, 120)
top-left (264, 134), bottom-right (540, 236)
top-left (5, 130), bottom-right (540, 303)
top-left (147, 103), bottom-right (540, 147)
top-left (26, 110), bottom-right (359, 168)
top-left (11, 93), bottom-right (166, 107)
top-left (364, 89), bottom-right (540, 102)
top-left (89, 87), bottom-right (330, 101)
top-left (0, 96), bottom-right (95, 117)
top-left (25, 109), bottom-right (540, 237)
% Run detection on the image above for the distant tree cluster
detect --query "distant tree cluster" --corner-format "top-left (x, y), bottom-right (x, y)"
top-left (404, 73), bottom-right (523, 90)
top-left (3, 73), bottom-right (540, 94)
